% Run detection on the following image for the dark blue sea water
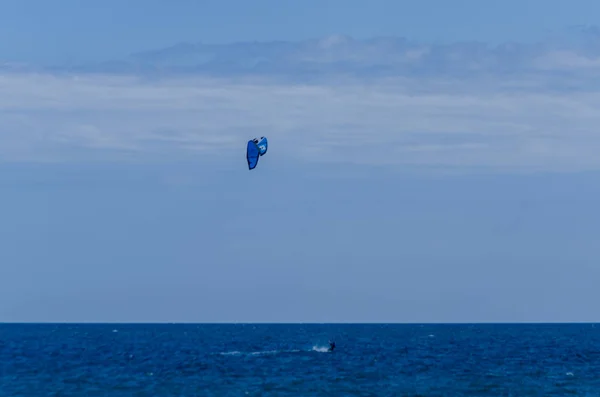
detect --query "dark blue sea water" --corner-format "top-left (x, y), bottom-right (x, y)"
top-left (1, 323), bottom-right (599, 396)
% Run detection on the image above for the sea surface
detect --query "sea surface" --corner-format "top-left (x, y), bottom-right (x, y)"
top-left (1, 323), bottom-right (599, 396)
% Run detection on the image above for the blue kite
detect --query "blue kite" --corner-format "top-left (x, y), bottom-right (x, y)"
top-left (247, 136), bottom-right (268, 170)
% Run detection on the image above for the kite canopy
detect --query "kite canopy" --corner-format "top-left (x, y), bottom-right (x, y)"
top-left (247, 140), bottom-right (260, 170)
top-left (257, 136), bottom-right (268, 156)
top-left (246, 136), bottom-right (268, 170)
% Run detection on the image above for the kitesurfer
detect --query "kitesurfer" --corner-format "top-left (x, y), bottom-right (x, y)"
top-left (328, 341), bottom-right (335, 352)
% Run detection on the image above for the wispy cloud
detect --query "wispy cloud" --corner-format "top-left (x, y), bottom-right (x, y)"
top-left (52, 27), bottom-right (600, 83)
top-left (2, 31), bottom-right (600, 172)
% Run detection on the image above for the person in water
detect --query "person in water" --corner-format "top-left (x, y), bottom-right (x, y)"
top-left (328, 341), bottom-right (336, 352)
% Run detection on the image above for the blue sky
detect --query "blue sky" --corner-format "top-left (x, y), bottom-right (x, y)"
top-left (2, 0), bottom-right (600, 63)
top-left (1, 0), bottom-right (600, 322)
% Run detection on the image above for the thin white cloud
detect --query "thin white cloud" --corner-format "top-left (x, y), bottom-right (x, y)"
top-left (1, 71), bottom-right (599, 171)
top-left (532, 50), bottom-right (600, 70)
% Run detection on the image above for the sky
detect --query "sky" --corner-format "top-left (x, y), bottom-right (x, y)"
top-left (1, 0), bottom-right (600, 323)
top-left (2, 0), bottom-right (600, 63)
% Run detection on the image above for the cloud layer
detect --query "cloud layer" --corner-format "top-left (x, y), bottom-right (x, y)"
top-left (41, 26), bottom-right (599, 84)
top-left (1, 71), bottom-right (599, 172)
top-left (2, 30), bottom-right (600, 172)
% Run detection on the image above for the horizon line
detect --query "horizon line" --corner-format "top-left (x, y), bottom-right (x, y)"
top-left (1, 321), bottom-right (598, 325)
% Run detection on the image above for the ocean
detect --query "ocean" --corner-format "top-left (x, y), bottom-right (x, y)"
top-left (1, 323), bottom-right (599, 396)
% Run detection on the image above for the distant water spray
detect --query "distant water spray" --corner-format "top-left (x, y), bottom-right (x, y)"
top-left (218, 347), bottom-right (327, 356)
top-left (311, 345), bottom-right (329, 353)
